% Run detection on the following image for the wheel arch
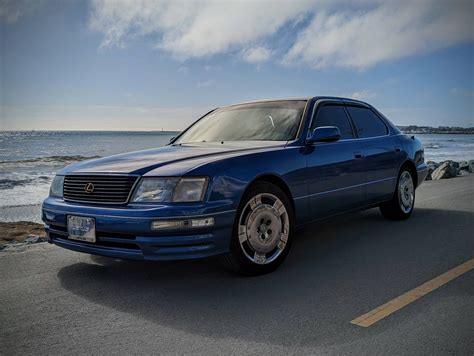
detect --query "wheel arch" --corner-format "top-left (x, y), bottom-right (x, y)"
top-left (399, 160), bottom-right (418, 187)
top-left (241, 174), bottom-right (295, 215)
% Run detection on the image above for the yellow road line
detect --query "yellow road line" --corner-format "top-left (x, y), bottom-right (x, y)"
top-left (351, 258), bottom-right (474, 328)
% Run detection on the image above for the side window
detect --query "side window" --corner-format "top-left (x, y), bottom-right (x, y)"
top-left (346, 106), bottom-right (388, 138)
top-left (311, 105), bottom-right (354, 139)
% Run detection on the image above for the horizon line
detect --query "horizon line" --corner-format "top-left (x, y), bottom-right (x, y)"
top-left (1, 125), bottom-right (474, 132)
top-left (0, 129), bottom-right (182, 132)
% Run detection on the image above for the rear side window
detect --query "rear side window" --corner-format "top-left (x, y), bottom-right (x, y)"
top-left (346, 106), bottom-right (388, 138)
top-left (311, 105), bottom-right (354, 139)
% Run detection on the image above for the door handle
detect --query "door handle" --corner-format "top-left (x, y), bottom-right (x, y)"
top-left (354, 151), bottom-right (364, 159)
top-left (394, 146), bottom-right (401, 153)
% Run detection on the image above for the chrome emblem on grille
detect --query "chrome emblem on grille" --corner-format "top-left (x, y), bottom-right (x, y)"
top-left (84, 183), bottom-right (95, 193)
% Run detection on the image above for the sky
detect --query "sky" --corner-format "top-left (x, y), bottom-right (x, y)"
top-left (0, 0), bottom-right (473, 131)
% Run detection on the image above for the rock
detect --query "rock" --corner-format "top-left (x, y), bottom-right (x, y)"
top-left (431, 161), bottom-right (458, 180)
top-left (427, 161), bottom-right (439, 169)
top-left (458, 160), bottom-right (474, 173)
top-left (450, 160), bottom-right (460, 169)
top-left (24, 235), bottom-right (44, 244)
top-left (425, 161), bottom-right (441, 181)
top-left (425, 168), bottom-right (433, 180)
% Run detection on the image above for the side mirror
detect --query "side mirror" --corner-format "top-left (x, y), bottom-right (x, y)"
top-left (307, 126), bottom-right (341, 144)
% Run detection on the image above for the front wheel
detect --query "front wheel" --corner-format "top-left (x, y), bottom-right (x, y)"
top-left (380, 168), bottom-right (415, 220)
top-left (221, 182), bottom-right (294, 275)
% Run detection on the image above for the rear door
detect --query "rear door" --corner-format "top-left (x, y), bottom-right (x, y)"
top-left (306, 102), bottom-right (366, 220)
top-left (345, 105), bottom-right (401, 203)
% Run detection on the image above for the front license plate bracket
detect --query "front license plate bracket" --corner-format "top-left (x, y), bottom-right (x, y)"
top-left (67, 215), bottom-right (96, 243)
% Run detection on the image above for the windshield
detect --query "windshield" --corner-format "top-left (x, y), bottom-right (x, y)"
top-left (175, 100), bottom-right (307, 144)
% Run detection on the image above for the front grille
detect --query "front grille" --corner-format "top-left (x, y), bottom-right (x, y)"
top-left (63, 175), bottom-right (138, 204)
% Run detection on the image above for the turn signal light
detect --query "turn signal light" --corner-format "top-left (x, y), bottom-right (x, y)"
top-left (151, 217), bottom-right (214, 230)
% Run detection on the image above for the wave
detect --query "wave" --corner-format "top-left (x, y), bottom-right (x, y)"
top-left (0, 155), bottom-right (100, 165)
top-left (0, 176), bottom-right (51, 190)
top-left (424, 143), bottom-right (441, 149)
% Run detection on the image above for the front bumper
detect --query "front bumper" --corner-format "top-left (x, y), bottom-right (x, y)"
top-left (42, 197), bottom-right (236, 261)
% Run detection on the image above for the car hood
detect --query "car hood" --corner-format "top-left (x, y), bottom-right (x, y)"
top-left (59, 141), bottom-right (285, 175)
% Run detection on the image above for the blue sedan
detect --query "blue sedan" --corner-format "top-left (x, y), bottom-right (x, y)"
top-left (42, 97), bottom-right (428, 275)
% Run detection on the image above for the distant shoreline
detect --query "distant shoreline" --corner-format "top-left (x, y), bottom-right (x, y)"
top-left (0, 130), bottom-right (181, 133)
top-left (1, 126), bottom-right (473, 134)
top-left (398, 126), bottom-right (474, 134)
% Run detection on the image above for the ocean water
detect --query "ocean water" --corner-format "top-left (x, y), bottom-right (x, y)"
top-left (0, 131), bottom-right (473, 223)
top-left (415, 134), bottom-right (474, 162)
top-left (0, 131), bottom-right (176, 222)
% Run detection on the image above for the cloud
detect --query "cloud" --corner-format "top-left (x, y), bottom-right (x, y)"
top-left (242, 46), bottom-right (272, 64)
top-left (347, 90), bottom-right (376, 100)
top-left (196, 79), bottom-right (215, 88)
top-left (204, 65), bottom-right (221, 72)
top-left (89, 0), bottom-right (474, 69)
top-left (177, 66), bottom-right (189, 73)
top-left (450, 88), bottom-right (474, 97)
top-left (0, 0), bottom-right (44, 23)
top-left (284, 0), bottom-right (473, 69)
top-left (0, 0), bottom-right (20, 23)
top-left (89, 0), bottom-right (313, 56)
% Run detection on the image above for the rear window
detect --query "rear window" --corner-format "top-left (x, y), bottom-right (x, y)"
top-left (346, 106), bottom-right (388, 138)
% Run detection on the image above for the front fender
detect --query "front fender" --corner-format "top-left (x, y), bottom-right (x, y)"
top-left (188, 146), bottom-right (308, 222)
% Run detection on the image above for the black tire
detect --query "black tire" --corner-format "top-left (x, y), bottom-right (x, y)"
top-left (221, 181), bottom-right (294, 276)
top-left (380, 167), bottom-right (416, 220)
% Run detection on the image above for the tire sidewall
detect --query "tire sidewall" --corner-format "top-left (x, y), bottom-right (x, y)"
top-left (395, 168), bottom-right (415, 217)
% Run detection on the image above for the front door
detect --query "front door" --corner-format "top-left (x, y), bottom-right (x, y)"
top-left (306, 103), bottom-right (366, 220)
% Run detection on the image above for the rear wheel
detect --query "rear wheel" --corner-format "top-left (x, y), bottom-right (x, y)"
top-left (221, 182), bottom-right (293, 275)
top-left (380, 168), bottom-right (415, 220)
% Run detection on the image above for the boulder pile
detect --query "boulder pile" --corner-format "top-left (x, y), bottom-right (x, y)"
top-left (426, 159), bottom-right (474, 180)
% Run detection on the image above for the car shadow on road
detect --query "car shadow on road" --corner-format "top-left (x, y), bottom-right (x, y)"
top-left (57, 207), bottom-right (473, 348)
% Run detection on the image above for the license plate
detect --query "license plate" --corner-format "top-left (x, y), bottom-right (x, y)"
top-left (67, 216), bottom-right (96, 243)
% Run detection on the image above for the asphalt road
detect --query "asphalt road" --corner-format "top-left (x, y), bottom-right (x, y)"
top-left (1, 175), bottom-right (473, 355)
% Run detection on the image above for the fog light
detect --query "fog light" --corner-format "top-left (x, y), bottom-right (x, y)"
top-left (151, 217), bottom-right (214, 230)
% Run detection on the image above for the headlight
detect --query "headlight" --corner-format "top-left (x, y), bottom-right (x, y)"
top-left (49, 175), bottom-right (64, 198)
top-left (131, 178), bottom-right (178, 202)
top-left (173, 177), bottom-right (208, 202)
top-left (131, 177), bottom-right (208, 203)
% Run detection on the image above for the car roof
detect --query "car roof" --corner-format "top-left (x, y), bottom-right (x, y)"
top-left (221, 96), bottom-right (370, 107)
